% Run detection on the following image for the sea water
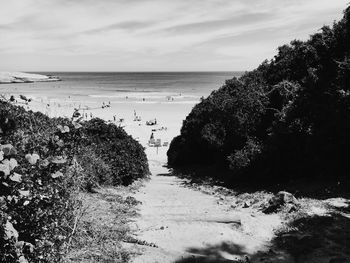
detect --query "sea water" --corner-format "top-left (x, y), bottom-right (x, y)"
top-left (1, 72), bottom-right (242, 104)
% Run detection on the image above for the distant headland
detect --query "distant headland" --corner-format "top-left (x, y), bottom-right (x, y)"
top-left (0, 71), bottom-right (61, 84)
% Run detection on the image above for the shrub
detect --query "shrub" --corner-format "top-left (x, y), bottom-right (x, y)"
top-left (168, 5), bottom-right (350, 184)
top-left (0, 100), bottom-right (149, 262)
top-left (81, 118), bottom-right (149, 185)
top-left (0, 102), bottom-right (78, 262)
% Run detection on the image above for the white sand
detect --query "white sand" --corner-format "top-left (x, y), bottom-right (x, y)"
top-left (130, 161), bottom-right (284, 263)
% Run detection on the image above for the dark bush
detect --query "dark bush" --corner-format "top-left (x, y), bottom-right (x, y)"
top-left (168, 6), bottom-right (350, 184)
top-left (81, 118), bottom-right (149, 185)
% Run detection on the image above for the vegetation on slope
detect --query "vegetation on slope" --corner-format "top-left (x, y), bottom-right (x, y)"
top-left (168, 6), bottom-right (350, 184)
top-left (0, 101), bottom-right (149, 262)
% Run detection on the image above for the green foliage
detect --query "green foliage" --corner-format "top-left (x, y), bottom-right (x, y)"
top-left (0, 101), bottom-right (148, 262)
top-left (168, 6), bottom-right (350, 183)
top-left (0, 102), bottom-right (78, 263)
top-left (168, 76), bottom-right (268, 166)
top-left (81, 118), bottom-right (149, 185)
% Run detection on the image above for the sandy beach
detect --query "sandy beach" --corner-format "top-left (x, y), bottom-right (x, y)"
top-left (0, 93), bottom-right (193, 164)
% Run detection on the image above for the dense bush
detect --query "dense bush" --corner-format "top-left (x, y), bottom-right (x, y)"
top-left (168, 6), bottom-right (350, 183)
top-left (0, 101), bottom-right (148, 262)
top-left (81, 118), bottom-right (149, 185)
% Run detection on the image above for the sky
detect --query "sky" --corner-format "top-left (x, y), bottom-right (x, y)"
top-left (0, 0), bottom-right (348, 72)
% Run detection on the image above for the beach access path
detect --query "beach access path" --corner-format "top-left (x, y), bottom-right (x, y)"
top-left (128, 159), bottom-right (284, 263)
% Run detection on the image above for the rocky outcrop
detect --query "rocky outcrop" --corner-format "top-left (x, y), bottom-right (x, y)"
top-left (0, 72), bottom-right (61, 84)
top-left (262, 191), bottom-right (299, 214)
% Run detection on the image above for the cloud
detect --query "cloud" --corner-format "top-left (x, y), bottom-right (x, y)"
top-left (161, 12), bottom-right (275, 35)
top-left (0, 0), bottom-right (348, 71)
top-left (82, 21), bottom-right (156, 35)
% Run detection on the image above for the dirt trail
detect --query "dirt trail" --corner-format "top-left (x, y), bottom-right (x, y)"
top-left (129, 160), bottom-right (283, 263)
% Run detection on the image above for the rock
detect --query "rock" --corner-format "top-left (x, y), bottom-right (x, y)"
top-left (286, 203), bottom-right (297, 213)
top-left (276, 191), bottom-right (297, 204)
top-left (262, 191), bottom-right (298, 214)
top-left (160, 226), bottom-right (165, 230)
top-left (243, 202), bottom-right (250, 208)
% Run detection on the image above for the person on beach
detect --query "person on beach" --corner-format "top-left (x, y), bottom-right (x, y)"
top-left (149, 132), bottom-right (155, 145)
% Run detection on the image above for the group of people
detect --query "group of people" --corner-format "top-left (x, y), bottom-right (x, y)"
top-left (133, 110), bottom-right (142, 121)
top-left (146, 118), bottom-right (157, 126)
top-left (148, 132), bottom-right (169, 148)
top-left (102, 101), bottom-right (111, 109)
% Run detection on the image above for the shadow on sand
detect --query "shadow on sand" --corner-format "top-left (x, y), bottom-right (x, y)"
top-left (174, 213), bottom-right (350, 263)
top-left (167, 165), bottom-right (350, 199)
top-left (174, 242), bottom-right (248, 263)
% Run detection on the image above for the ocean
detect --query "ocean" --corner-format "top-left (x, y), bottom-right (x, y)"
top-left (1, 72), bottom-right (242, 104)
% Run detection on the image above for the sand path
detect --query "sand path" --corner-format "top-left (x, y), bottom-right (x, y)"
top-left (130, 159), bottom-right (282, 263)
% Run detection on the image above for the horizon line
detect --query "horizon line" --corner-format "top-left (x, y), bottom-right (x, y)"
top-left (26, 70), bottom-right (247, 73)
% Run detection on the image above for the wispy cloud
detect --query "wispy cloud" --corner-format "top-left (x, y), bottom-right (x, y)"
top-left (160, 12), bottom-right (274, 35)
top-left (82, 21), bottom-right (156, 35)
top-left (0, 0), bottom-right (348, 71)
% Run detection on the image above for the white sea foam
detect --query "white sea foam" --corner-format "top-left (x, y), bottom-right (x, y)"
top-left (89, 93), bottom-right (199, 100)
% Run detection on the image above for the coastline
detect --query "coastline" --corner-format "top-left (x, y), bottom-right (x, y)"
top-left (0, 71), bottom-right (61, 84)
top-left (0, 86), bottom-right (196, 164)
